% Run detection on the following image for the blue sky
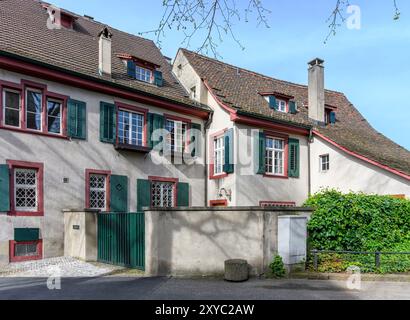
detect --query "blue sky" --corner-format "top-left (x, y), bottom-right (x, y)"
top-left (51, 0), bottom-right (410, 149)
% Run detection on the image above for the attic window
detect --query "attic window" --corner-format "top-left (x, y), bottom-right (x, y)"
top-left (120, 54), bottom-right (163, 86)
top-left (325, 106), bottom-right (337, 125)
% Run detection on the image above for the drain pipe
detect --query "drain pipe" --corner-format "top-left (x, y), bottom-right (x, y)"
top-left (203, 111), bottom-right (214, 207)
top-left (308, 128), bottom-right (313, 196)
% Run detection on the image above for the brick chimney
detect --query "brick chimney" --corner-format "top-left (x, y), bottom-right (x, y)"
top-left (308, 58), bottom-right (325, 123)
top-left (98, 27), bottom-right (113, 76)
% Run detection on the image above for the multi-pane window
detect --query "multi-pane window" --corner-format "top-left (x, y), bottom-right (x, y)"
top-left (89, 174), bottom-right (107, 210)
top-left (14, 242), bottom-right (38, 257)
top-left (214, 136), bottom-right (225, 175)
top-left (135, 66), bottom-right (152, 83)
top-left (118, 110), bottom-right (144, 146)
top-left (47, 99), bottom-right (62, 134)
top-left (266, 137), bottom-right (285, 175)
top-left (166, 119), bottom-right (187, 153)
top-left (3, 90), bottom-right (21, 127)
top-left (26, 89), bottom-right (42, 131)
top-left (320, 154), bottom-right (330, 172)
top-left (276, 99), bottom-right (287, 112)
top-left (151, 181), bottom-right (174, 208)
top-left (14, 168), bottom-right (37, 211)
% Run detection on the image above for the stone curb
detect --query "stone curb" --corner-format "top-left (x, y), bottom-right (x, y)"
top-left (290, 272), bottom-right (410, 282)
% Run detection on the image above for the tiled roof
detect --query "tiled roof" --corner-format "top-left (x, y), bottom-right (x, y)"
top-left (0, 0), bottom-right (209, 112)
top-left (181, 49), bottom-right (410, 177)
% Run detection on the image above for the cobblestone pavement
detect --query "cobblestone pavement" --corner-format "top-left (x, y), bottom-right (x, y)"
top-left (0, 257), bottom-right (121, 277)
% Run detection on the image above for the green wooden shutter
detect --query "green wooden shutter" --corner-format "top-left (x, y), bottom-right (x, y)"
top-left (269, 96), bottom-right (277, 110)
top-left (0, 164), bottom-right (10, 212)
top-left (289, 101), bottom-right (297, 114)
top-left (255, 131), bottom-right (266, 174)
top-left (288, 138), bottom-right (300, 178)
top-left (147, 113), bottom-right (164, 149)
top-left (67, 99), bottom-right (86, 139)
top-left (100, 102), bottom-right (116, 143)
top-left (223, 128), bottom-right (234, 173)
top-left (14, 228), bottom-right (39, 241)
top-left (177, 182), bottom-right (189, 207)
top-left (110, 175), bottom-right (128, 212)
top-left (330, 111), bottom-right (336, 124)
top-left (127, 60), bottom-right (136, 78)
top-left (154, 70), bottom-right (163, 87)
top-left (190, 123), bottom-right (202, 157)
top-left (137, 179), bottom-right (151, 212)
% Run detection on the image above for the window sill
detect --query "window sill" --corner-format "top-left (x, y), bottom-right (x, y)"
top-left (8, 211), bottom-right (44, 217)
top-left (209, 173), bottom-right (229, 180)
top-left (115, 143), bottom-right (152, 153)
top-left (263, 173), bottom-right (288, 179)
top-left (0, 125), bottom-right (69, 140)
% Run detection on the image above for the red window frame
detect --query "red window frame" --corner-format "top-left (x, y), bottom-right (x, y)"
top-left (209, 128), bottom-right (228, 180)
top-left (85, 169), bottom-right (111, 211)
top-left (164, 113), bottom-right (192, 153)
top-left (209, 199), bottom-right (228, 207)
top-left (9, 239), bottom-right (43, 263)
top-left (263, 131), bottom-right (289, 179)
top-left (7, 160), bottom-right (44, 216)
top-left (148, 176), bottom-right (178, 208)
top-left (0, 79), bottom-right (69, 139)
top-left (275, 98), bottom-right (289, 113)
top-left (259, 201), bottom-right (296, 208)
top-left (115, 101), bottom-right (149, 147)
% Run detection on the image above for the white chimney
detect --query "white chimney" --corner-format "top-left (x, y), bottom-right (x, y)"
top-left (98, 27), bottom-right (112, 76)
top-left (308, 58), bottom-right (325, 123)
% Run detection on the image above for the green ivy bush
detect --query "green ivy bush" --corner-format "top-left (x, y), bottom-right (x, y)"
top-left (269, 255), bottom-right (286, 278)
top-left (305, 189), bottom-right (410, 273)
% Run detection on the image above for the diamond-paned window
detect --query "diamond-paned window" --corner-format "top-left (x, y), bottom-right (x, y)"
top-left (15, 242), bottom-right (38, 257)
top-left (14, 168), bottom-right (37, 211)
top-left (89, 174), bottom-right (107, 210)
top-left (151, 181), bottom-right (174, 208)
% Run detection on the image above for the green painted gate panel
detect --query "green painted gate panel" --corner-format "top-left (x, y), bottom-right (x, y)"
top-left (97, 212), bottom-right (144, 270)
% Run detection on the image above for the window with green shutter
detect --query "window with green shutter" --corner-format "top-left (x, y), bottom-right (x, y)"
top-left (288, 138), bottom-right (300, 178)
top-left (100, 102), bottom-right (116, 143)
top-left (67, 99), bottom-right (86, 139)
top-left (190, 123), bottom-right (202, 158)
top-left (177, 182), bottom-right (189, 207)
top-left (289, 101), bottom-right (297, 114)
top-left (255, 131), bottom-right (266, 174)
top-left (223, 128), bottom-right (234, 173)
top-left (0, 164), bottom-right (10, 212)
top-left (268, 96), bottom-right (277, 110)
top-left (154, 70), bottom-right (163, 87)
top-left (137, 179), bottom-right (151, 212)
top-left (110, 175), bottom-right (128, 212)
top-left (147, 113), bottom-right (164, 149)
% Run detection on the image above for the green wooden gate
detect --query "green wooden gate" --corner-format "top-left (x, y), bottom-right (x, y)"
top-left (97, 212), bottom-right (145, 270)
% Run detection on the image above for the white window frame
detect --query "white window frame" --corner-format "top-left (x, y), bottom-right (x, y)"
top-left (266, 137), bottom-right (285, 176)
top-left (3, 89), bottom-right (21, 128)
top-left (14, 168), bottom-right (38, 212)
top-left (320, 154), bottom-right (330, 172)
top-left (213, 135), bottom-right (225, 176)
top-left (166, 119), bottom-right (187, 153)
top-left (118, 109), bottom-right (144, 146)
top-left (89, 174), bottom-right (108, 210)
top-left (276, 98), bottom-right (287, 113)
top-left (25, 88), bottom-right (43, 131)
top-left (46, 98), bottom-right (62, 135)
top-left (151, 181), bottom-right (175, 208)
top-left (135, 66), bottom-right (152, 83)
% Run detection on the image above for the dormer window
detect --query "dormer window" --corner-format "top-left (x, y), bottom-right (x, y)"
top-left (120, 54), bottom-right (163, 87)
top-left (324, 106), bottom-right (337, 125)
top-left (261, 92), bottom-right (296, 114)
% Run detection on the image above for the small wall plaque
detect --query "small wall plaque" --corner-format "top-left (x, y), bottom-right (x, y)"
top-left (73, 225), bottom-right (80, 230)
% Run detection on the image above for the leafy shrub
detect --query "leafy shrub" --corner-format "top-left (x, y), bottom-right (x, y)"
top-left (269, 255), bottom-right (286, 278)
top-left (305, 189), bottom-right (410, 273)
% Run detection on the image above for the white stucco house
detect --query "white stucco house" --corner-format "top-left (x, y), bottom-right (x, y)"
top-left (0, 0), bottom-right (408, 265)
top-left (173, 49), bottom-right (410, 207)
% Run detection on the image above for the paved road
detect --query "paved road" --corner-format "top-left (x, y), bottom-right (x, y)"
top-left (0, 277), bottom-right (409, 300)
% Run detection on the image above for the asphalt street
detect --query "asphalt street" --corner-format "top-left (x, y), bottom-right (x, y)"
top-left (0, 277), bottom-right (409, 300)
